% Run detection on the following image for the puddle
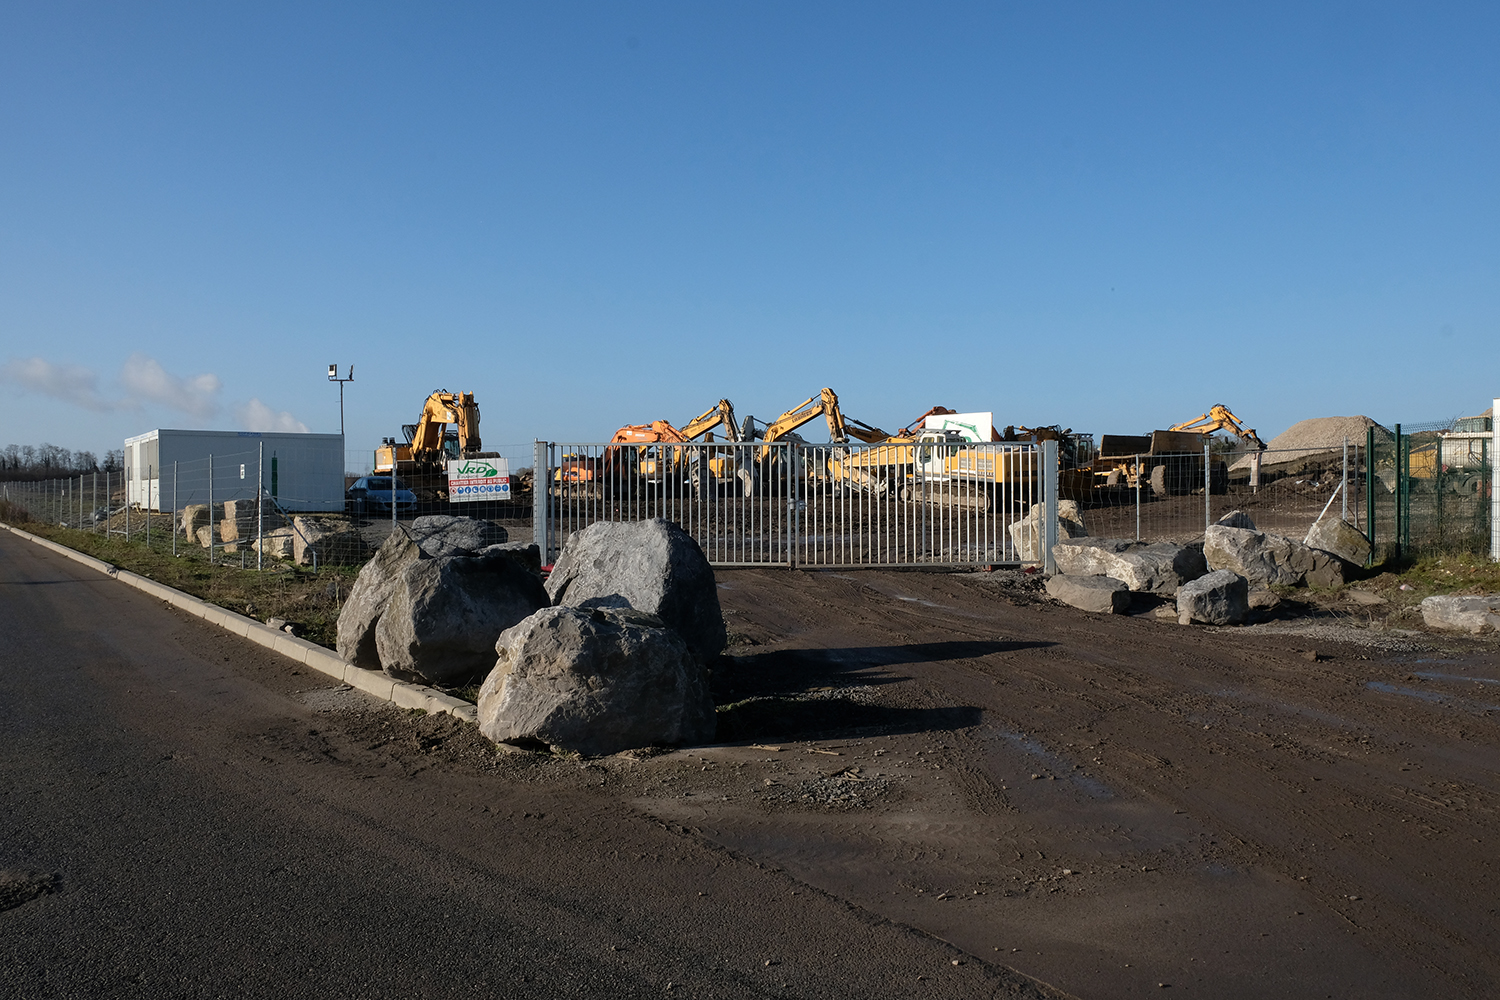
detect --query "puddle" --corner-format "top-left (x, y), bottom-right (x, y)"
top-left (991, 730), bottom-right (1114, 800)
top-left (1364, 681), bottom-right (1500, 712)
top-left (1413, 671), bottom-right (1500, 686)
top-left (893, 595), bottom-right (950, 609)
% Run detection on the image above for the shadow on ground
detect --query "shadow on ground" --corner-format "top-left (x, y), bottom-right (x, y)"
top-left (710, 639), bottom-right (1046, 742)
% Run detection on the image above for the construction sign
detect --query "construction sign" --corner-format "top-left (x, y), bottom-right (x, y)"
top-left (447, 457), bottom-right (511, 502)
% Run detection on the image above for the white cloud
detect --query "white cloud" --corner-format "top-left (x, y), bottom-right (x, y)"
top-left (119, 353), bottom-right (221, 419)
top-left (236, 398), bottom-right (309, 434)
top-left (0, 357), bottom-right (124, 411)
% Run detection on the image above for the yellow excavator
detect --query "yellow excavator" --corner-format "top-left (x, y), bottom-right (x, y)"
top-left (373, 390), bottom-right (487, 502)
top-left (1095, 403), bottom-right (1263, 496)
top-left (824, 406), bottom-right (1096, 506)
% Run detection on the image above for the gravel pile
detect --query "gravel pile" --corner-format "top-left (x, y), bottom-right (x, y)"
top-left (1232, 415), bottom-right (1391, 472)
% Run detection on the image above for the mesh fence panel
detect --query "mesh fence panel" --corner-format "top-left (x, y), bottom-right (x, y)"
top-left (1074, 444), bottom-right (1367, 547)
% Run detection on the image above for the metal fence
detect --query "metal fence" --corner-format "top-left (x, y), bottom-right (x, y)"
top-left (535, 439), bottom-right (1051, 569)
top-left (1369, 421), bottom-right (1495, 561)
top-left (7, 411), bottom-right (1496, 577)
top-left (1075, 442), bottom-right (1368, 547)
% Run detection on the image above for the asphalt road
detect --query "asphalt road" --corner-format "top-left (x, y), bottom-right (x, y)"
top-left (0, 530), bottom-right (1063, 1000)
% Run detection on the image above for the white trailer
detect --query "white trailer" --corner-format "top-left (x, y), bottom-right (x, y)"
top-left (124, 429), bottom-right (345, 512)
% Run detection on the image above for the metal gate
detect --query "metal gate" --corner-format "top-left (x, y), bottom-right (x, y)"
top-left (534, 439), bottom-right (1055, 569)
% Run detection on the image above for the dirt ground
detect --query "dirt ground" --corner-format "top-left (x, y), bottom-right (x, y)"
top-left (275, 566), bottom-right (1500, 999)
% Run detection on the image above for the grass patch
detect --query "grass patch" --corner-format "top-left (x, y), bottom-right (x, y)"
top-left (1359, 551), bottom-right (1500, 600)
top-left (6, 520), bottom-right (360, 649)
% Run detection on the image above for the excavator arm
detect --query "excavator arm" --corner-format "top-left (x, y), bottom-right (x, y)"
top-left (408, 391), bottom-right (483, 460)
top-left (1169, 404), bottom-right (1266, 450)
top-left (679, 399), bottom-right (741, 442)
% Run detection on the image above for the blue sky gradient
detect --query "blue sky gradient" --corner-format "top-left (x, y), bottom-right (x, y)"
top-left (2, 3), bottom-right (1496, 465)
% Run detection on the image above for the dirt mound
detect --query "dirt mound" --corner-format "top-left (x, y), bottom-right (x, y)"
top-left (1232, 415), bottom-right (1390, 471)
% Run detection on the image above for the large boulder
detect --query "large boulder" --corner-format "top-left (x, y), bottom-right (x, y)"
top-left (545, 518), bottom-right (726, 661)
top-left (179, 504), bottom-right (209, 540)
top-left (1421, 595), bottom-right (1500, 634)
top-left (1305, 518), bottom-right (1371, 568)
top-left (1176, 570), bottom-right (1250, 625)
top-left (477, 606), bottom-right (716, 755)
top-left (1204, 525), bottom-right (1345, 589)
top-left (219, 498), bottom-right (288, 543)
top-left (1051, 538), bottom-right (1207, 596)
top-left (1009, 500), bottom-right (1088, 561)
top-left (375, 549), bottom-right (550, 685)
top-left (337, 529), bottom-right (425, 669)
top-left (292, 515), bottom-right (365, 567)
top-left (1214, 510), bottom-right (1256, 531)
top-left (252, 526), bottom-right (296, 560)
top-left (338, 523), bottom-right (540, 672)
top-left (1045, 574), bottom-right (1130, 614)
top-left (409, 515), bottom-right (508, 558)
top-left (481, 541), bottom-right (542, 575)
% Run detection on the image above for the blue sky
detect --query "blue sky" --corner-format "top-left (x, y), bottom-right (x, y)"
top-left (2, 2), bottom-right (1496, 467)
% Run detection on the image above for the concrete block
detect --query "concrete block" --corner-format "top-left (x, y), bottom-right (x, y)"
top-left (272, 634), bottom-right (312, 662)
top-left (303, 650), bottom-right (347, 682)
top-left (344, 665), bottom-right (395, 701)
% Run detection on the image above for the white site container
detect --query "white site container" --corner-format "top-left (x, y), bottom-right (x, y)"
top-left (123, 429), bottom-right (345, 512)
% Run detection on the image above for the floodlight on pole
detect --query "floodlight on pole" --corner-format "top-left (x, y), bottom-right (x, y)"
top-left (328, 363), bottom-right (354, 437)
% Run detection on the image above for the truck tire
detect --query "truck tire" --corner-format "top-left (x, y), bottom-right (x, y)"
top-left (1150, 464), bottom-right (1169, 497)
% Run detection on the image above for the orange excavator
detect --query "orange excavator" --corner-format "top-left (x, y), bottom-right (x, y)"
top-left (554, 400), bottom-right (743, 498)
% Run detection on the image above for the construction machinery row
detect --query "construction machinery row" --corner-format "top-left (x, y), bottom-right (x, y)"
top-left (370, 386), bottom-right (1273, 512)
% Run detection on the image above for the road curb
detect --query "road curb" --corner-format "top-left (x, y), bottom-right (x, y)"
top-left (0, 521), bottom-right (479, 724)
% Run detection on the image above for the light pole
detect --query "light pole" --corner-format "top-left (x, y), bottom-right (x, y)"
top-left (328, 364), bottom-right (354, 436)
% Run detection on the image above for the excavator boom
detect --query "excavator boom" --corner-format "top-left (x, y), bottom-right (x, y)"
top-left (1168, 403), bottom-right (1266, 450)
top-left (679, 399), bottom-right (741, 442)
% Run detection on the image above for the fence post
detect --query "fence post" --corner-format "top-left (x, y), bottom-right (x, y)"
top-left (787, 441), bottom-right (799, 569)
top-left (532, 440), bottom-right (550, 565)
top-left (1133, 454), bottom-right (1142, 541)
top-left (172, 461), bottom-right (178, 558)
top-left (1342, 438), bottom-right (1349, 523)
top-left (125, 464), bottom-right (131, 542)
top-left (146, 465), bottom-right (152, 549)
top-left (208, 454), bottom-right (215, 565)
top-left (1043, 440), bottom-right (1059, 574)
top-left (1394, 425), bottom-right (1404, 560)
top-left (257, 442), bottom-right (264, 572)
top-left (1203, 441), bottom-right (1211, 533)
top-left (1492, 397), bottom-right (1500, 562)
top-left (1366, 427), bottom-right (1375, 564)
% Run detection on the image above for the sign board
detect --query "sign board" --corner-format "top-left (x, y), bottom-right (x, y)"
top-left (922, 411), bottom-right (995, 443)
top-left (447, 457), bottom-right (510, 502)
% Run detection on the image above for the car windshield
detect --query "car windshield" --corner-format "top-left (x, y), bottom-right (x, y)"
top-left (366, 477), bottom-right (406, 490)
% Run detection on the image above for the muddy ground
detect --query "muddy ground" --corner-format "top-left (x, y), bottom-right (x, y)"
top-left (272, 566), bottom-right (1499, 999)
